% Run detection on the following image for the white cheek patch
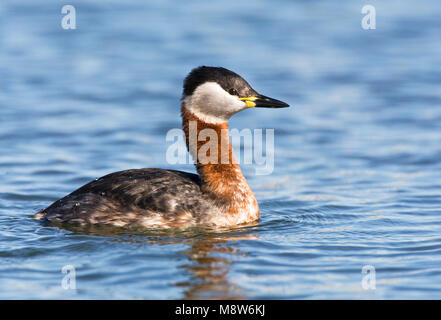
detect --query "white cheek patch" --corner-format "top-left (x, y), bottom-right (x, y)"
top-left (183, 82), bottom-right (247, 124)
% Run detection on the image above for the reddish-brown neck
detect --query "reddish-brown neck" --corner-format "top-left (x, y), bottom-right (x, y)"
top-left (181, 102), bottom-right (259, 220)
top-left (181, 104), bottom-right (250, 196)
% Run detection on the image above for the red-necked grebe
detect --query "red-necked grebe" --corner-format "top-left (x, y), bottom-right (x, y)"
top-left (34, 66), bottom-right (289, 228)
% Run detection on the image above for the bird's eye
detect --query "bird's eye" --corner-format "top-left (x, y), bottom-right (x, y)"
top-left (229, 88), bottom-right (239, 96)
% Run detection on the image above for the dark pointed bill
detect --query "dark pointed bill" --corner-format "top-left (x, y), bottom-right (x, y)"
top-left (240, 95), bottom-right (290, 108)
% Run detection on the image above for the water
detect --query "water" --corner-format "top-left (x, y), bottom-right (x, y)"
top-left (1, 0), bottom-right (441, 299)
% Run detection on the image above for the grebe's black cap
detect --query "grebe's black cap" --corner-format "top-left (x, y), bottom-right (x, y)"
top-left (183, 66), bottom-right (257, 98)
top-left (183, 66), bottom-right (290, 109)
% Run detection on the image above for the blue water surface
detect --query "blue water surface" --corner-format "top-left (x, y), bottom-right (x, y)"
top-left (1, 0), bottom-right (441, 299)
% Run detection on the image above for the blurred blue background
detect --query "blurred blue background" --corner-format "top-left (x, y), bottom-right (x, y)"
top-left (1, 0), bottom-right (441, 299)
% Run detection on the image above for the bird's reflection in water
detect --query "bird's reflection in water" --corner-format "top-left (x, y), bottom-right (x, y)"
top-left (175, 231), bottom-right (258, 300)
top-left (46, 222), bottom-right (259, 299)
